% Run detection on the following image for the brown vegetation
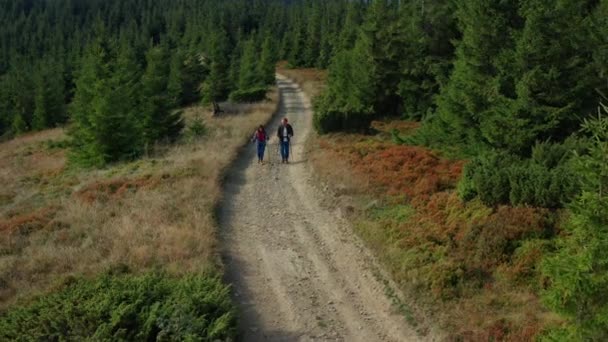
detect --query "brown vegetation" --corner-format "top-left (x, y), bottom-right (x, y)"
top-left (0, 89), bottom-right (278, 309)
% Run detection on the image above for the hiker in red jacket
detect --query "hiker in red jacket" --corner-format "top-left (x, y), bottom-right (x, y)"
top-left (252, 125), bottom-right (269, 164)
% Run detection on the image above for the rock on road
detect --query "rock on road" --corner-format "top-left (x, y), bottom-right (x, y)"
top-left (219, 76), bottom-right (421, 342)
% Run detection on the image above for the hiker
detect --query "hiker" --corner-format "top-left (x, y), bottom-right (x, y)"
top-left (252, 125), bottom-right (269, 164)
top-left (277, 117), bottom-right (294, 163)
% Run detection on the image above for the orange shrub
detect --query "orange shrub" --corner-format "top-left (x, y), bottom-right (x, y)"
top-left (318, 137), bottom-right (464, 199)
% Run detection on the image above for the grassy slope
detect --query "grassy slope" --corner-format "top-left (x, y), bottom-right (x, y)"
top-left (0, 90), bottom-right (278, 310)
top-left (282, 66), bottom-right (561, 341)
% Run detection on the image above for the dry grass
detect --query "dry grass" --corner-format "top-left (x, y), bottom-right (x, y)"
top-left (0, 89), bottom-right (278, 309)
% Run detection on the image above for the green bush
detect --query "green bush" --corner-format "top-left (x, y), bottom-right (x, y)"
top-left (229, 87), bottom-right (267, 103)
top-left (0, 272), bottom-right (236, 341)
top-left (457, 151), bottom-right (514, 206)
top-left (313, 94), bottom-right (374, 133)
top-left (541, 107), bottom-right (608, 340)
top-left (187, 117), bottom-right (207, 140)
top-left (458, 142), bottom-right (581, 208)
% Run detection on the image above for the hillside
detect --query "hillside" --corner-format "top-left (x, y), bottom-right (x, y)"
top-left (1, 0), bottom-right (607, 340)
top-left (0, 97), bottom-right (277, 339)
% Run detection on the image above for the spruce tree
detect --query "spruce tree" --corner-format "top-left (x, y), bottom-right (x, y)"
top-left (303, 2), bottom-right (322, 67)
top-left (0, 76), bottom-right (10, 136)
top-left (338, 1), bottom-right (363, 52)
top-left (6, 61), bottom-right (35, 131)
top-left (68, 42), bottom-right (108, 166)
top-left (167, 50), bottom-right (185, 108)
top-left (11, 114), bottom-right (27, 135)
top-left (479, 0), bottom-right (601, 154)
top-left (181, 52), bottom-right (205, 105)
top-left (432, 0), bottom-right (520, 149)
top-left (230, 37), bottom-right (267, 102)
top-left (542, 106), bottom-right (608, 340)
top-left (141, 45), bottom-right (184, 145)
top-left (398, 0), bottom-right (457, 120)
top-left (201, 28), bottom-right (231, 106)
top-left (317, 24), bottom-right (334, 69)
top-left (112, 41), bottom-right (144, 152)
top-left (69, 37), bottom-right (142, 166)
top-left (32, 61), bottom-right (66, 130)
top-left (288, 17), bottom-right (307, 68)
top-left (32, 73), bottom-right (49, 131)
top-left (259, 35), bottom-right (277, 86)
top-left (361, 0), bottom-right (406, 117)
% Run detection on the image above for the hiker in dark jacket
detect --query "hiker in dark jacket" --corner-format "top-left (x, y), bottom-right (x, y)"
top-left (277, 117), bottom-right (294, 163)
top-left (252, 125), bottom-right (269, 164)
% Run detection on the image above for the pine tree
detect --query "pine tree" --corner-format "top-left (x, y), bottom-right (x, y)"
top-left (0, 76), bottom-right (10, 136)
top-left (313, 40), bottom-right (375, 133)
top-left (360, 0), bottom-right (406, 117)
top-left (259, 35), bottom-right (277, 86)
top-left (112, 40), bottom-right (144, 152)
top-left (32, 61), bottom-right (66, 130)
top-left (201, 28), bottom-right (231, 106)
top-left (590, 1), bottom-right (608, 84)
top-left (338, 0), bottom-right (363, 51)
top-left (6, 61), bottom-right (35, 131)
top-left (230, 37), bottom-right (267, 102)
top-left (69, 36), bottom-right (142, 166)
top-left (32, 73), bottom-right (49, 131)
top-left (541, 105), bottom-right (608, 340)
top-left (11, 114), bottom-right (27, 135)
top-left (141, 45), bottom-right (184, 145)
top-left (288, 17), bottom-right (307, 67)
top-left (317, 24), bottom-right (334, 69)
top-left (167, 50), bottom-right (184, 108)
top-left (181, 51), bottom-right (205, 105)
top-left (432, 0), bottom-right (520, 149)
top-left (68, 42), bottom-right (111, 166)
top-left (397, 0), bottom-right (457, 120)
top-left (479, 0), bottom-right (601, 154)
top-left (303, 2), bottom-right (322, 67)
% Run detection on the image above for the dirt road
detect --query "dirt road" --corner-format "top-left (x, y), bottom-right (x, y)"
top-left (219, 76), bottom-right (421, 341)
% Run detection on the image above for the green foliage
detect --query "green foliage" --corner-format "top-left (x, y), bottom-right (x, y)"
top-left (201, 29), bottom-right (231, 105)
top-left (313, 45), bottom-right (374, 133)
top-left (167, 51), bottom-right (185, 108)
top-left (68, 37), bottom-right (143, 167)
top-left (457, 151), bottom-right (514, 205)
top-left (229, 37), bottom-right (269, 103)
top-left (429, 0), bottom-right (605, 155)
top-left (229, 88), bottom-right (268, 103)
top-left (397, 0), bottom-right (458, 120)
top-left (141, 45), bottom-right (184, 145)
top-left (259, 35), bottom-right (277, 86)
top-left (11, 113), bottom-right (27, 135)
top-left (541, 106), bottom-right (608, 340)
top-left (458, 140), bottom-right (583, 208)
top-left (31, 60), bottom-right (66, 131)
top-left (0, 272), bottom-right (236, 341)
top-left (187, 115), bottom-right (207, 140)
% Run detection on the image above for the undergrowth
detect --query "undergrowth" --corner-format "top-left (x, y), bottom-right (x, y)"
top-left (313, 124), bottom-right (561, 340)
top-left (0, 270), bottom-right (236, 341)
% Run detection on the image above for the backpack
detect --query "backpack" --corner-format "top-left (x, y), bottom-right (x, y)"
top-left (256, 130), bottom-right (266, 142)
